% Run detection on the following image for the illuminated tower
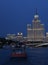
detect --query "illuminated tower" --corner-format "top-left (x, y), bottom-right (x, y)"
top-left (27, 10), bottom-right (45, 42)
top-left (32, 10), bottom-right (45, 42)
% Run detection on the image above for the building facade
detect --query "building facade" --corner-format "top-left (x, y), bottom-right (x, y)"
top-left (5, 34), bottom-right (16, 41)
top-left (5, 33), bottom-right (25, 42)
top-left (27, 14), bottom-right (45, 42)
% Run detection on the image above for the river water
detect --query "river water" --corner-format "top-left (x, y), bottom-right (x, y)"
top-left (0, 47), bottom-right (48, 65)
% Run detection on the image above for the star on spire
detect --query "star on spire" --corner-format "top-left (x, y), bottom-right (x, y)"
top-left (34, 8), bottom-right (39, 19)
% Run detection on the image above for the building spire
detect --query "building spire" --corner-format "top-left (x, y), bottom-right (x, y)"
top-left (35, 8), bottom-right (38, 15)
top-left (34, 8), bottom-right (39, 19)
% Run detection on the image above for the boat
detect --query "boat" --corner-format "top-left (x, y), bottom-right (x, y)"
top-left (11, 42), bottom-right (27, 59)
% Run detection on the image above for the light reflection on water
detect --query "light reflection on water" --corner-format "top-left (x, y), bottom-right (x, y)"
top-left (0, 47), bottom-right (48, 65)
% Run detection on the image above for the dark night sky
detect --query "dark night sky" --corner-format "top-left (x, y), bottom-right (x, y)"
top-left (0, 0), bottom-right (48, 37)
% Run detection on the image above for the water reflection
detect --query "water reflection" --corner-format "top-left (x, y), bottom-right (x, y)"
top-left (0, 47), bottom-right (48, 65)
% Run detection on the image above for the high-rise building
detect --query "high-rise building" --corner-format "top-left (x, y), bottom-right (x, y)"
top-left (27, 12), bottom-right (45, 42)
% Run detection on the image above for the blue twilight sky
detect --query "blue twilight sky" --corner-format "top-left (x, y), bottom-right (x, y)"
top-left (0, 0), bottom-right (48, 37)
